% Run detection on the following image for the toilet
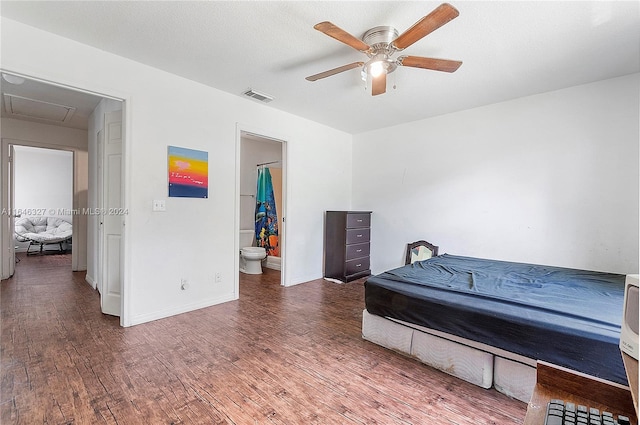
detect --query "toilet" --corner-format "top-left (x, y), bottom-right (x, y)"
top-left (239, 230), bottom-right (267, 274)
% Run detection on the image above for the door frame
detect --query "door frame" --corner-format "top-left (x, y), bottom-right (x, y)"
top-left (235, 123), bottom-right (289, 293)
top-left (2, 143), bottom-right (16, 278)
top-left (0, 69), bottom-right (132, 326)
top-left (1, 140), bottom-right (16, 278)
top-left (2, 141), bottom-right (76, 268)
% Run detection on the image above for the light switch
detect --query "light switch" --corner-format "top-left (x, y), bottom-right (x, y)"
top-left (152, 199), bottom-right (166, 211)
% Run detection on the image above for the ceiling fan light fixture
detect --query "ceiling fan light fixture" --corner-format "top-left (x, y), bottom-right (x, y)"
top-left (364, 56), bottom-right (397, 77)
top-left (306, 3), bottom-right (462, 96)
top-left (369, 61), bottom-right (385, 78)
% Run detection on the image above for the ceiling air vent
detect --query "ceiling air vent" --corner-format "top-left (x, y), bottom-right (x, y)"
top-left (242, 89), bottom-right (274, 103)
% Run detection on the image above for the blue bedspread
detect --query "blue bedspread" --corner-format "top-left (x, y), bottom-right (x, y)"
top-left (364, 254), bottom-right (627, 384)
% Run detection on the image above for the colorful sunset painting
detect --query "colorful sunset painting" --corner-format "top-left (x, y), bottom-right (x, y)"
top-left (168, 146), bottom-right (208, 198)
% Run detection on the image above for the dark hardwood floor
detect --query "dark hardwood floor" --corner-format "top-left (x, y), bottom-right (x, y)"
top-left (1, 254), bottom-right (526, 424)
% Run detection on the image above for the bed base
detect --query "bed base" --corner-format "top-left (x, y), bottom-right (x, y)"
top-left (362, 309), bottom-right (536, 403)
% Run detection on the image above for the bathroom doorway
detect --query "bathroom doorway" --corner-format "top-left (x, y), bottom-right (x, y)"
top-left (238, 130), bottom-right (286, 288)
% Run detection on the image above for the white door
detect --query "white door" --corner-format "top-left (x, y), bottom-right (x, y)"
top-left (100, 111), bottom-right (123, 316)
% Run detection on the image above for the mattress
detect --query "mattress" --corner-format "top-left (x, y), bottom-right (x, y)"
top-left (364, 254), bottom-right (627, 385)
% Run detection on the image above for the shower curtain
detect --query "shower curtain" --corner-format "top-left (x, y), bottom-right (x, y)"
top-left (255, 167), bottom-right (279, 256)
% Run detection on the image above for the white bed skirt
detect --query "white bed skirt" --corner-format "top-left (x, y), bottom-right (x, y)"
top-left (361, 309), bottom-right (536, 403)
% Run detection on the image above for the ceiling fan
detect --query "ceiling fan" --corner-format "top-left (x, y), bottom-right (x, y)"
top-left (306, 3), bottom-right (462, 96)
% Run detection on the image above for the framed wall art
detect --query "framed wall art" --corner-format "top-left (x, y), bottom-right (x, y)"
top-left (168, 146), bottom-right (208, 198)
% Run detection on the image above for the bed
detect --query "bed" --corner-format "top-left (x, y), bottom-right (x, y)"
top-left (362, 249), bottom-right (627, 402)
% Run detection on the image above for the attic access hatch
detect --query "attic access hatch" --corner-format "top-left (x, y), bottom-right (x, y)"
top-left (3, 93), bottom-right (76, 123)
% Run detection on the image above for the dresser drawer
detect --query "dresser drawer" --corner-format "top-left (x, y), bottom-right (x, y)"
top-left (346, 228), bottom-right (370, 245)
top-left (346, 213), bottom-right (371, 228)
top-left (346, 242), bottom-right (370, 260)
top-left (324, 211), bottom-right (372, 283)
top-left (346, 256), bottom-right (370, 276)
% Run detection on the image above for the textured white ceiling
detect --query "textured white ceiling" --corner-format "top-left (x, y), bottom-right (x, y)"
top-left (1, 1), bottom-right (639, 134)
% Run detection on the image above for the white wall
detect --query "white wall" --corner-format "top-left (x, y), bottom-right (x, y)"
top-left (353, 73), bottom-right (640, 275)
top-left (1, 117), bottom-right (89, 270)
top-left (13, 146), bottom-right (73, 251)
top-left (8, 16), bottom-right (633, 327)
top-left (13, 146), bottom-right (73, 221)
top-left (0, 18), bottom-right (353, 326)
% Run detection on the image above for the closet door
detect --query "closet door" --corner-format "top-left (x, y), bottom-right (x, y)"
top-left (100, 111), bottom-right (123, 317)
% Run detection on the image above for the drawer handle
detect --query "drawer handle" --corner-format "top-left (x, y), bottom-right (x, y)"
top-left (356, 264), bottom-right (362, 267)
top-left (356, 249), bottom-right (362, 253)
top-left (357, 234), bottom-right (363, 237)
top-left (357, 219), bottom-right (363, 222)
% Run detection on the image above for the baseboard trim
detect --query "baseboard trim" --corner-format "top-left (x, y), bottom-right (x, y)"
top-left (265, 256), bottom-right (281, 271)
top-left (129, 293), bottom-right (238, 327)
top-left (85, 274), bottom-right (97, 289)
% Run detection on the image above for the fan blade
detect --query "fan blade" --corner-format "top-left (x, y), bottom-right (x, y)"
top-left (314, 22), bottom-right (370, 52)
top-left (392, 3), bottom-right (459, 50)
top-left (371, 73), bottom-right (386, 96)
top-left (398, 56), bottom-right (462, 73)
top-left (306, 62), bottom-right (364, 81)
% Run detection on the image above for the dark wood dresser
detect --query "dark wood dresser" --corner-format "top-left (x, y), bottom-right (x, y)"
top-left (324, 211), bottom-right (372, 282)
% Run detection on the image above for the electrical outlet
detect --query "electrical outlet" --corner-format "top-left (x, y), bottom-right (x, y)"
top-left (180, 278), bottom-right (189, 290)
top-left (215, 273), bottom-right (222, 283)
